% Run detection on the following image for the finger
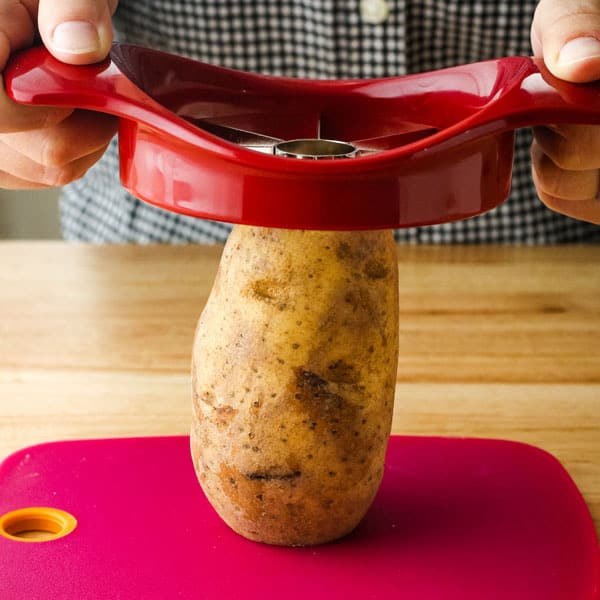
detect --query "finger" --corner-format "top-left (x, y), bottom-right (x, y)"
top-left (0, 1), bottom-right (36, 71)
top-left (533, 189), bottom-right (600, 224)
top-left (530, 18), bottom-right (542, 57)
top-left (0, 91), bottom-right (73, 133)
top-left (0, 140), bottom-right (108, 187)
top-left (0, 1), bottom-right (72, 132)
top-left (39, 0), bottom-right (118, 65)
top-left (0, 170), bottom-right (49, 189)
top-left (533, 125), bottom-right (600, 171)
top-left (0, 110), bottom-right (116, 166)
top-left (531, 140), bottom-right (599, 201)
top-left (531, 0), bottom-right (600, 82)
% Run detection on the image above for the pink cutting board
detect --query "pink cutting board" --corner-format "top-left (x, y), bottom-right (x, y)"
top-left (0, 435), bottom-right (598, 599)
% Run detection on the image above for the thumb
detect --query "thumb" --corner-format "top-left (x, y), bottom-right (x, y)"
top-left (38, 0), bottom-right (118, 65)
top-left (531, 0), bottom-right (600, 83)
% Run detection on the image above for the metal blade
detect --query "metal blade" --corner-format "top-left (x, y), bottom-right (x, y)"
top-left (185, 117), bottom-right (283, 154)
top-left (353, 126), bottom-right (438, 154)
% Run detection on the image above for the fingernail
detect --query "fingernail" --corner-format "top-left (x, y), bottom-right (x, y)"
top-left (51, 21), bottom-right (100, 54)
top-left (558, 37), bottom-right (600, 65)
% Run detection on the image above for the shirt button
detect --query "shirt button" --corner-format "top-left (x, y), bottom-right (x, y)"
top-left (360, 0), bottom-right (390, 24)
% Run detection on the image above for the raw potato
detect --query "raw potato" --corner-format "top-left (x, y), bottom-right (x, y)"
top-left (191, 225), bottom-right (399, 546)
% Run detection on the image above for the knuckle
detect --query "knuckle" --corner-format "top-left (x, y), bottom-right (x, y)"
top-left (552, 127), bottom-right (600, 170)
top-left (536, 166), bottom-right (563, 197)
top-left (531, 147), bottom-right (559, 195)
top-left (537, 190), bottom-right (600, 225)
top-left (537, 190), bottom-right (562, 214)
top-left (40, 135), bottom-right (71, 167)
top-left (40, 108), bottom-right (71, 130)
top-left (533, 125), bottom-right (600, 170)
top-left (41, 164), bottom-right (77, 187)
top-left (534, 157), bottom-right (598, 201)
top-left (539, 175), bottom-right (560, 197)
top-left (550, 140), bottom-right (584, 170)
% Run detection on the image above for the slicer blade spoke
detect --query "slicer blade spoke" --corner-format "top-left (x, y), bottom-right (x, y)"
top-left (184, 110), bottom-right (322, 149)
top-left (353, 126), bottom-right (438, 154)
top-left (186, 118), bottom-right (283, 153)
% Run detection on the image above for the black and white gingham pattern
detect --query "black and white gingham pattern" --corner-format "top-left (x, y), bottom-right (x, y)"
top-left (61, 0), bottom-right (600, 243)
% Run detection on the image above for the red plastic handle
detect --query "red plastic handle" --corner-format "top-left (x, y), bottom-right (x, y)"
top-left (4, 45), bottom-right (600, 230)
top-left (478, 56), bottom-right (600, 129)
top-left (6, 47), bottom-right (600, 156)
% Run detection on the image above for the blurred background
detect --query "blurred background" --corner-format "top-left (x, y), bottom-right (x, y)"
top-left (0, 189), bottom-right (61, 239)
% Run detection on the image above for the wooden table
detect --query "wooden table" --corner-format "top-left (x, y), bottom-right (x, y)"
top-left (0, 242), bottom-right (599, 536)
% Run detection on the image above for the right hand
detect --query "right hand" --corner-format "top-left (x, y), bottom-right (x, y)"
top-left (0, 0), bottom-right (119, 189)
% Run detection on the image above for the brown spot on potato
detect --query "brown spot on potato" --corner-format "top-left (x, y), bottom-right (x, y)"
top-left (294, 370), bottom-right (348, 420)
top-left (218, 463), bottom-right (274, 528)
top-left (199, 389), bottom-right (216, 407)
top-left (344, 288), bottom-right (371, 312)
top-left (214, 405), bottom-right (237, 430)
top-left (247, 278), bottom-right (287, 305)
top-left (327, 359), bottom-right (360, 384)
top-left (364, 259), bottom-right (388, 279)
top-left (293, 368), bottom-right (364, 459)
top-left (335, 236), bottom-right (379, 263)
top-left (246, 470), bottom-right (301, 481)
top-left (336, 241), bottom-right (356, 260)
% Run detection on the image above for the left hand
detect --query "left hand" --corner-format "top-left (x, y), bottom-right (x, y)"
top-left (530, 0), bottom-right (600, 224)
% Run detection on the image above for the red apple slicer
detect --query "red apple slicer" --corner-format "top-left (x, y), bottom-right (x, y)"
top-left (5, 44), bottom-right (600, 229)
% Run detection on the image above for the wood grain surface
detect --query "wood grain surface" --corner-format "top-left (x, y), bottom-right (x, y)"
top-left (0, 242), bottom-right (598, 535)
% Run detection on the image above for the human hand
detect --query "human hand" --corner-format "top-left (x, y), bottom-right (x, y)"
top-left (0, 0), bottom-right (118, 190)
top-left (530, 0), bottom-right (600, 224)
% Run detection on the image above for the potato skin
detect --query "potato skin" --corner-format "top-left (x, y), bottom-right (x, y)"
top-left (191, 226), bottom-right (399, 546)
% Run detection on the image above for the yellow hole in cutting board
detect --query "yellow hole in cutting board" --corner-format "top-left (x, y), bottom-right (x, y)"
top-left (0, 507), bottom-right (77, 542)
